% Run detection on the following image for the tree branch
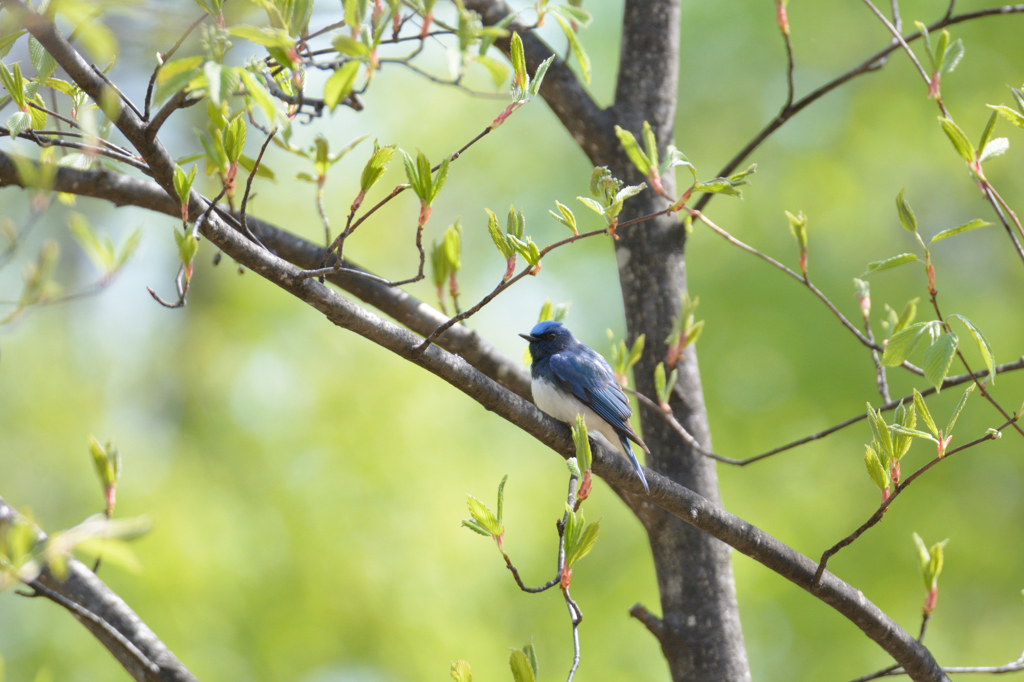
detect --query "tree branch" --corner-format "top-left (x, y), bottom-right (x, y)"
top-left (0, 498), bottom-right (198, 682)
top-left (0, 4), bottom-right (954, 678)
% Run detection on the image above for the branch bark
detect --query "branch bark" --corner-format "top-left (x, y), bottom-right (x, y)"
top-left (0, 2), bottom-right (954, 680)
top-left (0, 497), bottom-right (198, 682)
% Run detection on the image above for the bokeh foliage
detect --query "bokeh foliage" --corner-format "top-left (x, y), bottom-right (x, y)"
top-left (1, 0), bottom-right (1024, 680)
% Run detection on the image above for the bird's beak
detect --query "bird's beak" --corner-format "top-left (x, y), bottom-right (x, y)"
top-left (519, 333), bottom-right (538, 342)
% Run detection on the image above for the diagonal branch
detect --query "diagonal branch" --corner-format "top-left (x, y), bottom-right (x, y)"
top-left (0, 498), bottom-right (198, 682)
top-left (1, 4), bottom-right (953, 678)
top-left (0, 153), bottom-right (532, 401)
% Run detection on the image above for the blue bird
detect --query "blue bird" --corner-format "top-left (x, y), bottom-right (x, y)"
top-left (520, 320), bottom-right (650, 492)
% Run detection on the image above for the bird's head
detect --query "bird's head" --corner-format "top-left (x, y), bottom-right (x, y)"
top-left (519, 320), bottom-right (575, 361)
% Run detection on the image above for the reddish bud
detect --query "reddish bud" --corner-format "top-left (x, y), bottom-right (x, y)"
top-left (798, 248), bottom-right (808, 278)
top-left (351, 189), bottom-right (366, 214)
top-left (448, 272), bottom-right (459, 300)
top-left (775, 0), bottom-right (790, 36)
top-left (881, 486), bottom-right (890, 504)
top-left (418, 202), bottom-right (432, 226)
top-left (927, 263), bottom-right (936, 295)
top-left (607, 218), bottom-right (619, 239)
top-left (529, 263), bottom-right (541, 276)
top-left (560, 567), bottom-right (572, 590)
top-left (650, 173), bottom-right (665, 197)
top-left (503, 255), bottom-right (517, 281)
top-left (937, 434), bottom-right (953, 458)
top-left (666, 345), bottom-right (680, 368)
top-left (490, 103), bottom-right (517, 129)
top-left (420, 11), bottom-right (433, 39)
top-left (185, 262), bottom-right (194, 282)
top-left (923, 586), bottom-right (938, 614)
top-left (928, 73), bottom-right (941, 100)
top-left (577, 470), bottom-right (593, 504)
top-left (891, 460), bottom-right (901, 488)
top-left (105, 483), bottom-right (117, 516)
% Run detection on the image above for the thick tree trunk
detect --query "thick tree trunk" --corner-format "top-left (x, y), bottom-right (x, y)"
top-left (604, 0), bottom-right (752, 679)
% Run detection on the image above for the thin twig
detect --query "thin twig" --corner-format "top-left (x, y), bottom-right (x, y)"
top-left (24, 580), bottom-right (160, 676)
top-left (144, 12), bottom-right (207, 120)
top-left (813, 416), bottom-right (1017, 585)
top-left (690, 209), bottom-right (923, 373)
top-left (695, 5), bottom-right (1024, 216)
top-left (239, 129), bottom-right (276, 248)
top-left (847, 648), bottom-right (1024, 681)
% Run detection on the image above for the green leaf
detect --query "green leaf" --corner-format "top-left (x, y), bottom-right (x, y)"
top-left (549, 201), bottom-right (577, 234)
top-left (496, 474), bottom-right (507, 525)
top-left (509, 650), bottom-right (536, 682)
top-left (237, 153), bottom-right (277, 181)
top-left (895, 189), bottom-right (917, 233)
top-left (913, 532), bottom-right (931, 587)
top-left (785, 210), bottom-right (808, 249)
top-left (360, 142), bottom-right (397, 193)
top-left (28, 37), bottom-right (56, 80)
top-left (332, 35), bottom-right (372, 57)
top-left (914, 21), bottom-right (934, 68)
top-left (442, 220), bottom-right (461, 272)
top-left (553, 14), bottom-right (590, 85)
top-left (614, 125), bottom-right (652, 177)
top-left (523, 640), bottom-right (539, 680)
top-left (154, 55), bottom-right (204, 104)
top-left (344, 0), bottom-right (367, 30)
top-left (883, 321), bottom-right (929, 366)
top-left (223, 116), bottom-right (246, 163)
top-left (178, 232), bottom-right (199, 268)
top-left (572, 413), bottom-right (592, 471)
top-left (69, 213), bottom-right (116, 274)
top-left (228, 25), bottom-right (295, 48)
top-left (978, 110), bottom-right (999, 154)
top-left (979, 137), bottom-right (1009, 163)
top-left (913, 389), bottom-right (938, 438)
top-left (565, 516), bottom-right (599, 568)
top-left (474, 54), bottom-right (508, 87)
top-left (430, 158), bottom-right (450, 203)
top-left (864, 445), bottom-right (890, 491)
top-left (466, 495), bottom-right (502, 536)
top-left (324, 61), bottom-right (360, 112)
top-left (861, 253), bottom-right (919, 278)
top-left (5, 111), bottom-right (30, 137)
top-left (942, 38), bottom-right (964, 74)
top-left (239, 69), bottom-right (278, 120)
top-left (889, 423), bottom-right (938, 444)
top-left (922, 332), bottom-right (958, 391)
top-left (945, 382), bottom-right (976, 435)
top-left (893, 298), bottom-right (919, 336)
top-left (938, 116), bottom-right (976, 163)
top-left (694, 178), bottom-right (741, 197)
top-left (485, 208), bottom-right (513, 259)
top-left (867, 403), bottom-right (894, 466)
top-left (987, 104), bottom-right (1024, 130)
top-left (450, 660), bottom-right (472, 682)
top-left (930, 219), bottom-right (990, 243)
top-left (947, 314), bottom-right (995, 382)
top-left (173, 165), bottom-right (195, 206)
top-left (460, 518), bottom-right (490, 536)
top-left (430, 240), bottom-right (448, 289)
top-left (509, 32), bottom-right (527, 93)
top-left (527, 56), bottom-right (554, 98)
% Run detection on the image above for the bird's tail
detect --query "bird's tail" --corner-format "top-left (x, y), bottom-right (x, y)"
top-left (619, 435), bottom-right (650, 493)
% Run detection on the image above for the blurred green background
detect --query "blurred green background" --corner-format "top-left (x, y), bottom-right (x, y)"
top-left (2, 0), bottom-right (1024, 680)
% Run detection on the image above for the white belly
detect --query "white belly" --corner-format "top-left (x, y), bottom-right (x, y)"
top-left (531, 377), bottom-right (629, 458)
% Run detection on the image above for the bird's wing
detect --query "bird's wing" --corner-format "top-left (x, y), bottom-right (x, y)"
top-left (549, 349), bottom-right (634, 432)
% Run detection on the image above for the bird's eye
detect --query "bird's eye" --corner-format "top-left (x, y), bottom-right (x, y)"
top-left (546, 332), bottom-right (557, 340)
